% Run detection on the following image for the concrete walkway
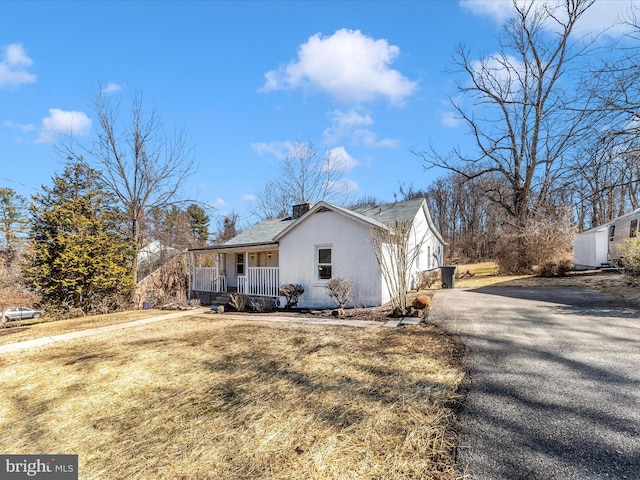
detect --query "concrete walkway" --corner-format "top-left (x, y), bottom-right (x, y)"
top-left (0, 307), bottom-right (390, 354)
top-left (0, 309), bottom-right (210, 353)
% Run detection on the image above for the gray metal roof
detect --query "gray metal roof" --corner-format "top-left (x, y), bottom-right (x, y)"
top-left (221, 217), bottom-right (295, 246)
top-left (352, 198), bottom-right (426, 225)
top-left (191, 198), bottom-right (433, 252)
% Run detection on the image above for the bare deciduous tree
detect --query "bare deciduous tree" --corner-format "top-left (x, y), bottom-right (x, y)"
top-left (251, 140), bottom-right (352, 219)
top-left (571, 6), bottom-right (640, 229)
top-left (417, 0), bottom-right (596, 270)
top-left (65, 86), bottom-right (196, 283)
top-left (0, 187), bottom-right (27, 254)
top-left (369, 219), bottom-right (424, 312)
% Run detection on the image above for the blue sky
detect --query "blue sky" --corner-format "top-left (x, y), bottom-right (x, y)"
top-left (0, 0), bottom-right (636, 227)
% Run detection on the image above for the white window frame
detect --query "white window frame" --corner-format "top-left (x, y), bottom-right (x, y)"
top-left (316, 245), bottom-right (332, 282)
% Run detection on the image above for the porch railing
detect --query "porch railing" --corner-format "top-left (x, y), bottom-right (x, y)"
top-left (192, 267), bottom-right (225, 293)
top-left (194, 266), bottom-right (279, 297)
top-left (238, 267), bottom-right (279, 297)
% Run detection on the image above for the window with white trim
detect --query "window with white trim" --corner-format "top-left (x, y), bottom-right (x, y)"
top-left (236, 253), bottom-right (244, 275)
top-left (317, 246), bottom-right (332, 280)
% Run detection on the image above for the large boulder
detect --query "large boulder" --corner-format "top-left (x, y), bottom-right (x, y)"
top-left (412, 295), bottom-right (431, 310)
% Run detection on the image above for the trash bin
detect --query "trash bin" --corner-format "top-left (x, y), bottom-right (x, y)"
top-left (440, 265), bottom-right (457, 289)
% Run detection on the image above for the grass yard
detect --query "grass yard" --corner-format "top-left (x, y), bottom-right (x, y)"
top-left (0, 309), bottom-right (169, 346)
top-left (0, 315), bottom-right (465, 480)
top-left (455, 261), bottom-right (640, 306)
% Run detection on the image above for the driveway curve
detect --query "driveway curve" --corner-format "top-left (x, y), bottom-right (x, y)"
top-left (429, 286), bottom-right (640, 479)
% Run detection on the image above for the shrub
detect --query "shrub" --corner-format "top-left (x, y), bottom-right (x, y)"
top-left (495, 209), bottom-right (576, 274)
top-left (556, 259), bottom-right (573, 277)
top-left (540, 259), bottom-right (573, 277)
top-left (620, 238), bottom-right (640, 285)
top-left (416, 270), bottom-right (439, 289)
top-left (326, 278), bottom-right (354, 309)
top-left (539, 262), bottom-right (557, 277)
top-left (229, 292), bottom-right (248, 312)
top-left (279, 284), bottom-right (305, 309)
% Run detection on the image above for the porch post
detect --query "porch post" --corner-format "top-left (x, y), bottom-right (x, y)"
top-left (245, 251), bottom-right (250, 294)
top-left (187, 251), bottom-right (193, 300)
top-left (216, 252), bottom-right (220, 291)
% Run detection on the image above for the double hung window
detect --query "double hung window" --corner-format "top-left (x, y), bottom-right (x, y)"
top-left (317, 247), bottom-right (332, 280)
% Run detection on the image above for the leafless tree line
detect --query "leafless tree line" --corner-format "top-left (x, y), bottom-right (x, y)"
top-left (410, 0), bottom-right (640, 271)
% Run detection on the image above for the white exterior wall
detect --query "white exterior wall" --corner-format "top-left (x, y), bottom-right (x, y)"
top-left (279, 210), bottom-right (383, 308)
top-left (384, 207), bottom-right (444, 302)
top-left (609, 215), bottom-right (640, 262)
top-left (410, 206), bottom-right (444, 279)
top-left (573, 229), bottom-right (608, 269)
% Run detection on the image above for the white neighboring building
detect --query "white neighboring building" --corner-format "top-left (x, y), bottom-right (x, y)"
top-left (573, 207), bottom-right (640, 269)
top-left (188, 198), bottom-right (446, 309)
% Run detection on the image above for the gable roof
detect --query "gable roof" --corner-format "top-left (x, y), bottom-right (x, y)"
top-left (274, 198), bottom-right (445, 243)
top-left (189, 197), bottom-right (445, 252)
top-left (353, 197), bottom-right (426, 224)
top-left (221, 217), bottom-right (294, 247)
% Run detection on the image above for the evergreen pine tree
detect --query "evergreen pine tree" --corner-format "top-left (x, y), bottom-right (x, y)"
top-left (25, 161), bottom-right (135, 313)
top-left (187, 203), bottom-right (210, 245)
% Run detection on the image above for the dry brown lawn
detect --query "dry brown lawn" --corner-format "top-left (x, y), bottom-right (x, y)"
top-left (0, 316), bottom-right (465, 480)
top-left (0, 309), bottom-right (167, 346)
top-left (454, 262), bottom-right (640, 307)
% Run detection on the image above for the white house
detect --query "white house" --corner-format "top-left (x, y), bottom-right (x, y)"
top-left (573, 207), bottom-right (640, 269)
top-left (188, 198), bottom-right (446, 309)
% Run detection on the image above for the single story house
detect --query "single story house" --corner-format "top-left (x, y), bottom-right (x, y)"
top-left (573, 207), bottom-right (640, 269)
top-left (188, 198), bottom-right (446, 309)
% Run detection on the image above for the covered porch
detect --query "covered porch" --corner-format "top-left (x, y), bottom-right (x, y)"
top-left (188, 245), bottom-right (280, 300)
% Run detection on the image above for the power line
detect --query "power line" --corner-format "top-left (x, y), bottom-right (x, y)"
top-left (0, 176), bottom-right (42, 193)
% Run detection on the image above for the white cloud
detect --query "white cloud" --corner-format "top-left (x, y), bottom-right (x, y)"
top-left (572, 0), bottom-right (638, 37)
top-left (323, 109), bottom-right (373, 144)
top-left (352, 129), bottom-right (399, 148)
top-left (459, 0), bottom-right (639, 37)
top-left (323, 108), bottom-right (398, 148)
top-left (459, 0), bottom-right (515, 23)
top-left (213, 198), bottom-right (226, 208)
top-left (37, 108), bottom-right (92, 144)
top-left (261, 29), bottom-right (417, 105)
top-left (242, 194), bottom-right (256, 202)
top-left (2, 120), bottom-right (35, 132)
top-left (0, 43), bottom-right (36, 88)
top-left (103, 82), bottom-right (123, 94)
top-left (441, 111), bottom-right (461, 128)
top-left (251, 140), bottom-right (292, 159)
top-left (470, 53), bottom-right (528, 98)
top-left (326, 146), bottom-right (359, 171)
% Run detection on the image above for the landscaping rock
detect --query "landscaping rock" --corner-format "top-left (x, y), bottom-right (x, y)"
top-left (412, 295), bottom-right (431, 309)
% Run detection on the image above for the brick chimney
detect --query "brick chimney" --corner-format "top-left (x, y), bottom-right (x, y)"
top-left (292, 203), bottom-right (312, 219)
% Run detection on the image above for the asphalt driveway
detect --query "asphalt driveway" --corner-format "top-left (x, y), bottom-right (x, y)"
top-left (429, 286), bottom-right (640, 479)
